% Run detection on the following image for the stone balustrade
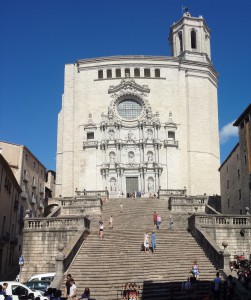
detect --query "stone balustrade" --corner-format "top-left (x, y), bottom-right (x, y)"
top-left (24, 216), bottom-right (89, 230)
top-left (188, 214), bottom-right (225, 272)
top-left (169, 195), bottom-right (208, 213)
top-left (188, 213), bottom-right (251, 271)
top-left (195, 215), bottom-right (250, 226)
top-left (75, 189), bottom-right (108, 198)
top-left (59, 197), bottom-right (102, 216)
top-left (158, 188), bottom-right (187, 197)
top-left (21, 215), bottom-right (90, 282)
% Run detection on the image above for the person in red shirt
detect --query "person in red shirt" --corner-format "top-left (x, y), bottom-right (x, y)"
top-left (153, 211), bottom-right (157, 228)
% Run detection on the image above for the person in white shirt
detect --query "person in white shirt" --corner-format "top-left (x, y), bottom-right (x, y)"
top-left (69, 278), bottom-right (77, 299)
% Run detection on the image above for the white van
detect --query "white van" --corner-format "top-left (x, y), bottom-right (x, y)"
top-left (0, 281), bottom-right (48, 300)
top-left (28, 273), bottom-right (55, 282)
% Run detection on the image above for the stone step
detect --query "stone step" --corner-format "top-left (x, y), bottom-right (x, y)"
top-left (64, 198), bottom-right (218, 300)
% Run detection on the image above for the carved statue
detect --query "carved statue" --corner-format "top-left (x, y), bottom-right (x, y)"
top-left (147, 129), bottom-right (153, 140)
top-left (147, 179), bottom-right (154, 193)
top-left (108, 129), bottom-right (115, 140)
top-left (127, 130), bottom-right (135, 141)
top-left (147, 152), bottom-right (153, 162)
top-left (109, 152), bottom-right (115, 163)
top-left (110, 180), bottom-right (117, 192)
top-left (128, 152), bottom-right (135, 163)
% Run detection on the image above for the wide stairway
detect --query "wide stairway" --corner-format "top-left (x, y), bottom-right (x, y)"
top-left (66, 198), bottom-right (219, 299)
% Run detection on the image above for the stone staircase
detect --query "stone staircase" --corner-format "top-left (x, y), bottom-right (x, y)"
top-left (64, 198), bottom-right (220, 299)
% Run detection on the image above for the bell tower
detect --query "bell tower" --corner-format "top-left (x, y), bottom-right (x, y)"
top-left (169, 10), bottom-right (211, 62)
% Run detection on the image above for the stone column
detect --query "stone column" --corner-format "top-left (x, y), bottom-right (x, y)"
top-left (50, 243), bottom-right (65, 288)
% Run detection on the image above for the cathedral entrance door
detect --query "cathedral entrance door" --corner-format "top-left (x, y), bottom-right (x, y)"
top-left (126, 177), bottom-right (138, 197)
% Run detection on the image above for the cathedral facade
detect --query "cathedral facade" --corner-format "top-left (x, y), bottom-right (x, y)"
top-left (56, 12), bottom-right (220, 198)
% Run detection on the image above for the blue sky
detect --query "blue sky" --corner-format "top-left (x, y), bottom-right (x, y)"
top-left (0, 0), bottom-right (250, 170)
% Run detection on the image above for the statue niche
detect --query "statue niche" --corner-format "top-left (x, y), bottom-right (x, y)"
top-left (108, 129), bottom-right (115, 140)
top-left (109, 152), bottom-right (115, 164)
top-left (128, 151), bottom-right (135, 164)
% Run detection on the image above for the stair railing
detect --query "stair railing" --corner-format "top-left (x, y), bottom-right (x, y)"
top-left (188, 214), bottom-right (224, 270)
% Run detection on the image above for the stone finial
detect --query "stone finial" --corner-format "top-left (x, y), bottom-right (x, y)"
top-left (56, 243), bottom-right (65, 260)
top-left (194, 206), bottom-right (198, 214)
top-left (245, 207), bottom-right (250, 215)
top-left (167, 111), bottom-right (174, 124)
top-left (88, 113), bottom-right (94, 124)
top-left (80, 207), bottom-right (85, 215)
top-left (222, 241), bottom-right (228, 249)
top-left (58, 243), bottom-right (64, 251)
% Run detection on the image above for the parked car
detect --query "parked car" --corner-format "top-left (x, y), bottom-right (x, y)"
top-left (27, 273), bottom-right (55, 283)
top-left (0, 281), bottom-right (48, 300)
top-left (23, 281), bottom-right (51, 293)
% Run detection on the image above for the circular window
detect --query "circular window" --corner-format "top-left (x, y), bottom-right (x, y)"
top-left (117, 99), bottom-right (142, 120)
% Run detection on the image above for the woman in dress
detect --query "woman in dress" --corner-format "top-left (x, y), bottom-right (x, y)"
top-left (144, 231), bottom-right (149, 252)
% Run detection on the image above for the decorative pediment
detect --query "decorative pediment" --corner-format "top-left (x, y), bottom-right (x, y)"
top-left (108, 77), bottom-right (150, 98)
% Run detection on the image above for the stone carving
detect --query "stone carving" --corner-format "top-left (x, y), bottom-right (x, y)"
top-left (109, 152), bottom-right (115, 163)
top-left (110, 178), bottom-right (117, 191)
top-left (108, 108), bottom-right (114, 120)
top-left (127, 130), bottom-right (135, 142)
top-left (147, 151), bottom-right (153, 162)
top-left (108, 129), bottom-right (115, 140)
top-left (128, 151), bottom-right (135, 163)
top-left (147, 129), bottom-right (153, 140)
top-left (147, 178), bottom-right (154, 192)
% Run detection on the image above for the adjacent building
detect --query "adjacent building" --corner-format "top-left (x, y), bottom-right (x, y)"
top-left (56, 11), bottom-right (221, 198)
top-left (45, 170), bottom-right (56, 205)
top-left (0, 141), bottom-right (46, 217)
top-left (0, 154), bottom-right (22, 278)
top-left (219, 104), bottom-right (251, 214)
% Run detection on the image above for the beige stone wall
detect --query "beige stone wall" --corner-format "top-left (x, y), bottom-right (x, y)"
top-left (0, 142), bottom-right (47, 217)
top-left (56, 56), bottom-right (220, 198)
top-left (220, 145), bottom-right (241, 214)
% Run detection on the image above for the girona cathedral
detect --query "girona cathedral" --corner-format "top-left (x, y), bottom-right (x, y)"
top-left (55, 11), bottom-right (220, 198)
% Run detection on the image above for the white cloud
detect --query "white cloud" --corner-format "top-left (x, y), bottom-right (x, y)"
top-left (220, 120), bottom-right (238, 144)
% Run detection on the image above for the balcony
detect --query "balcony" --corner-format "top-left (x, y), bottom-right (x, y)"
top-left (30, 196), bottom-right (37, 204)
top-left (163, 139), bottom-right (178, 148)
top-left (1, 231), bottom-right (10, 242)
top-left (83, 140), bottom-right (99, 149)
top-left (21, 191), bottom-right (28, 200)
top-left (32, 180), bottom-right (37, 189)
top-left (38, 202), bottom-right (44, 209)
top-left (23, 174), bottom-right (29, 182)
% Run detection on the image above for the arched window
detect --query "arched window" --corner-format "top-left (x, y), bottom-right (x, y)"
top-left (134, 68), bottom-right (140, 77)
top-left (178, 31), bottom-right (183, 53)
top-left (191, 29), bottom-right (197, 49)
top-left (107, 69), bottom-right (112, 78)
top-left (98, 70), bottom-right (103, 79)
top-left (144, 69), bottom-right (150, 77)
top-left (125, 68), bottom-right (130, 77)
top-left (116, 69), bottom-right (121, 78)
top-left (155, 69), bottom-right (160, 77)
